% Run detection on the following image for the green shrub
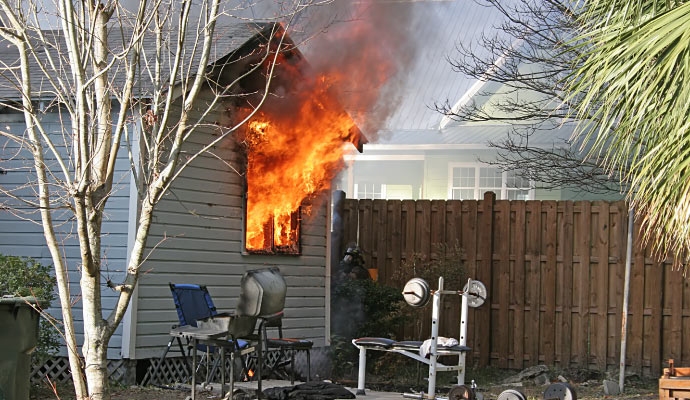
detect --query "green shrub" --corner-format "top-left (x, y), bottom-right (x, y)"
top-left (330, 279), bottom-right (408, 378)
top-left (391, 242), bottom-right (467, 290)
top-left (0, 254), bottom-right (60, 361)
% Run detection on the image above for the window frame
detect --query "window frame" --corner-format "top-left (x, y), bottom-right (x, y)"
top-left (447, 162), bottom-right (535, 200)
top-left (242, 194), bottom-right (302, 255)
top-left (353, 182), bottom-right (387, 199)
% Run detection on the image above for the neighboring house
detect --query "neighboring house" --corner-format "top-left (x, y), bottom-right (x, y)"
top-left (0, 22), bottom-right (360, 378)
top-left (336, 2), bottom-right (622, 203)
top-left (337, 123), bottom-right (575, 202)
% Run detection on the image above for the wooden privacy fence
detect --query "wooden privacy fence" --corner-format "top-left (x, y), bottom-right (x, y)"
top-left (332, 191), bottom-right (689, 376)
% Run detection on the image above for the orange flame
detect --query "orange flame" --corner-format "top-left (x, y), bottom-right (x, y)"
top-left (243, 74), bottom-right (357, 251)
top-left (248, 369), bottom-right (254, 378)
top-left (237, 7), bottom-right (402, 252)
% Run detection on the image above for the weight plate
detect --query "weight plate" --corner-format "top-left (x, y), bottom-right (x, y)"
top-left (463, 280), bottom-right (487, 308)
top-left (543, 382), bottom-right (577, 400)
top-left (402, 278), bottom-right (430, 307)
top-left (448, 384), bottom-right (475, 400)
top-left (497, 389), bottom-right (527, 400)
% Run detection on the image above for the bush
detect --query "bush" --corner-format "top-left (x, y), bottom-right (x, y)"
top-left (330, 279), bottom-right (408, 379)
top-left (391, 242), bottom-right (467, 290)
top-left (0, 254), bottom-right (60, 361)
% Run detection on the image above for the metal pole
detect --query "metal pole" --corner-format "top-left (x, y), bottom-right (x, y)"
top-left (458, 280), bottom-right (469, 386)
top-left (427, 277), bottom-right (443, 399)
top-left (356, 345), bottom-right (367, 395)
top-left (619, 208), bottom-right (634, 393)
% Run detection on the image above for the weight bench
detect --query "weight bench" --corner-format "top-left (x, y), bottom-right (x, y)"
top-left (352, 277), bottom-right (486, 400)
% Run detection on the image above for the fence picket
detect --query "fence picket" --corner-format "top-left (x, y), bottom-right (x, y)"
top-left (512, 201), bottom-right (526, 369)
top-left (526, 200), bottom-right (541, 366)
top-left (477, 192), bottom-right (495, 366)
top-left (543, 201), bottom-right (557, 365)
top-left (594, 201), bottom-right (609, 370)
top-left (560, 201), bottom-right (574, 368)
top-left (629, 219), bottom-right (645, 373)
top-left (387, 201), bottom-right (402, 285)
top-left (576, 201), bottom-right (591, 367)
top-left (495, 200), bottom-right (511, 368)
top-left (373, 199), bottom-right (388, 277)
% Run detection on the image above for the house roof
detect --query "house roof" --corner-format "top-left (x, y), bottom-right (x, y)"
top-left (0, 22), bottom-right (272, 101)
top-left (0, 21), bottom-right (368, 151)
top-left (366, 123), bottom-right (576, 149)
top-left (381, 1), bottom-right (510, 131)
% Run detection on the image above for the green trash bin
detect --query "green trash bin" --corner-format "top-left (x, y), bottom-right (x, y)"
top-left (0, 296), bottom-right (41, 400)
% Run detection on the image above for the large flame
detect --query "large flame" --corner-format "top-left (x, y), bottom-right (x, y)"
top-left (237, 1), bottom-right (412, 252)
top-left (243, 73), bottom-right (358, 251)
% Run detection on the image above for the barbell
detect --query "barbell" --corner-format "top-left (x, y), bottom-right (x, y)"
top-left (402, 278), bottom-right (487, 308)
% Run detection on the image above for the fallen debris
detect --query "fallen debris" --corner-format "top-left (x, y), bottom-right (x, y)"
top-left (503, 365), bottom-right (550, 384)
top-left (602, 379), bottom-right (620, 396)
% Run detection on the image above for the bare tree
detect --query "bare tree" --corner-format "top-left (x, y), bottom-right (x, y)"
top-left (0, 0), bottom-right (317, 398)
top-left (437, 0), bottom-right (625, 195)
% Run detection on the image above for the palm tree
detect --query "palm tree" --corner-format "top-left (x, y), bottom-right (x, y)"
top-left (567, 0), bottom-right (690, 266)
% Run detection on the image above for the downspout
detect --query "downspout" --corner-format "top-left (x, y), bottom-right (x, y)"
top-left (121, 108), bottom-right (143, 360)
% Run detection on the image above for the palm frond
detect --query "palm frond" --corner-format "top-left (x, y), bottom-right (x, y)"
top-left (566, 0), bottom-right (690, 265)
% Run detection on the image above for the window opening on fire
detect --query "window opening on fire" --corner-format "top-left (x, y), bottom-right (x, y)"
top-left (244, 194), bottom-right (301, 255)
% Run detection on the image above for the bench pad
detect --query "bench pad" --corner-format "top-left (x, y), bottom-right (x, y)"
top-left (353, 337), bottom-right (396, 348)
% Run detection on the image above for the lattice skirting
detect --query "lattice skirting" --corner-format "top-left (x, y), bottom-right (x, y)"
top-left (30, 357), bottom-right (135, 386)
top-left (142, 350), bottom-right (299, 386)
top-left (30, 347), bottom-right (330, 387)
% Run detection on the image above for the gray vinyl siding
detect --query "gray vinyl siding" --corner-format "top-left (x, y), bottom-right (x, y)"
top-left (0, 111), bottom-right (131, 359)
top-left (133, 92), bottom-right (328, 359)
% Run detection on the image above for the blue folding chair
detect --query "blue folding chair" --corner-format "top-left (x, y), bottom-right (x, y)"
top-left (148, 283), bottom-right (249, 386)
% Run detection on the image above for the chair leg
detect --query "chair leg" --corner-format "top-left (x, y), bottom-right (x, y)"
top-left (290, 348), bottom-right (295, 385)
top-left (306, 349), bottom-right (311, 382)
top-left (176, 337), bottom-right (195, 383)
top-left (220, 347), bottom-right (226, 398)
top-left (208, 348), bottom-right (222, 384)
top-left (256, 339), bottom-right (263, 399)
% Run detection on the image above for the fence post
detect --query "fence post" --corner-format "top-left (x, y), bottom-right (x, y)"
top-left (477, 191), bottom-right (495, 367)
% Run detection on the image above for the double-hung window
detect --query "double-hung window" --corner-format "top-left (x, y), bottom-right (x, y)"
top-left (448, 163), bottom-right (533, 200)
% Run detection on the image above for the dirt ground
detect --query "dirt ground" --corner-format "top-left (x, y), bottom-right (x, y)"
top-left (31, 365), bottom-right (659, 400)
top-left (31, 381), bottom-right (658, 400)
top-left (31, 384), bottom-right (189, 400)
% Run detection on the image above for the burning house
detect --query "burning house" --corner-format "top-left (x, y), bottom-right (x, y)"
top-left (130, 22), bottom-right (368, 371)
top-left (0, 0), bottom-right (429, 381)
top-left (0, 21), bottom-right (367, 380)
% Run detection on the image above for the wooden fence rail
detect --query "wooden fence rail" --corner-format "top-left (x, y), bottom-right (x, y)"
top-left (333, 191), bottom-right (689, 376)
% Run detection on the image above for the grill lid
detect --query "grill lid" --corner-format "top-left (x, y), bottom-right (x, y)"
top-left (237, 267), bottom-right (286, 317)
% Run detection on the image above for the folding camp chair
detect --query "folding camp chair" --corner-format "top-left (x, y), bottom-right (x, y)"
top-left (149, 283), bottom-right (249, 386)
top-left (262, 314), bottom-right (313, 384)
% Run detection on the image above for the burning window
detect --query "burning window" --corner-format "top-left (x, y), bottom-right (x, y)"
top-left (245, 203), bottom-right (301, 254)
top-left (233, 29), bottom-right (367, 255)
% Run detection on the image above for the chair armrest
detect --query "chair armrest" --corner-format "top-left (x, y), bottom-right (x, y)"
top-left (214, 311), bottom-right (235, 318)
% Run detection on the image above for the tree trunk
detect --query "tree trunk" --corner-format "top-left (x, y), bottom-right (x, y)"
top-left (81, 269), bottom-right (109, 400)
top-left (83, 334), bottom-right (109, 400)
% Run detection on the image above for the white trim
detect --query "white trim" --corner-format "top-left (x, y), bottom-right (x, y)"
top-left (440, 38), bottom-right (525, 130)
top-left (347, 166), bottom-right (354, 198)
top-left (364, 142), bottom-right (568, 151)
top-left (325, 192), bottom-right (332, 346)
top-left (343, 154), bottom-right (425, 161)
top-left (121, 114), bottom-right (142, 359)
top-left (365, 144), bottom-right (494, 150)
